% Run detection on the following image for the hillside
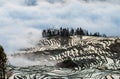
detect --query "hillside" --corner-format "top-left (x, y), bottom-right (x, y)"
top-left (7, 35), bottom-right (120, 79)
top-left (9, 36), bottom-right (120, 69)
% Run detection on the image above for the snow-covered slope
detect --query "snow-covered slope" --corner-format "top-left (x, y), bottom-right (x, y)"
top-left (7, 36), bottom-right (120, 79)
top-left (9, 36), bottom-right (120, 70)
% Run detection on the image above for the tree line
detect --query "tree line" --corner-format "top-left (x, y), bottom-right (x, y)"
top-left (42, 27), bottom-right (107, 37)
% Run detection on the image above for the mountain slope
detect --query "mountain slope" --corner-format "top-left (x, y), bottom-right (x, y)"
top-left (9, 36), bottom-right (120, 70)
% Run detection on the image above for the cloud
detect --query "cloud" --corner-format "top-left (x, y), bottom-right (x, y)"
top-left (0, 0), bottom-right (120, 54)
top-left (0, 26), bottom-right (42, 54)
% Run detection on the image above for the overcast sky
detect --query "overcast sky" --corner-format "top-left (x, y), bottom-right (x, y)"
top-left (0, 0), bottom-right (120, 54)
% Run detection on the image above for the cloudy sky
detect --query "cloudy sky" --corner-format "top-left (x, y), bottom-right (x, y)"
top-left (0, 0), bottom-right (120, 54)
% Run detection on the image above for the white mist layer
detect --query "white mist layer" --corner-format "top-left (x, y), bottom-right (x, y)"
top-left (8, 55), bottom-right (56, 67)
top-left (0, 0), bottom-right (120, 54)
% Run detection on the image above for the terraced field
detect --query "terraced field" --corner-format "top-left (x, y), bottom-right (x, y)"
top-left (8, 36), bottom-right (120, 79)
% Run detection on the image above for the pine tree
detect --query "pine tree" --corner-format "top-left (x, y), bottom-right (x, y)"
top-left (42, 30), bottom-right (46, 37)
top-left (70, 28), bottom-right (74, 36)
top-left (42, 27), bottom-right (107, 37)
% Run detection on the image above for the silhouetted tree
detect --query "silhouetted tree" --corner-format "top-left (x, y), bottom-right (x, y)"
top-left (42, 30), bottom-right (46, 37)
top-left (47, 29), bottom-right (52, 37)
top-left (42, 27), bottom-right (107, 37)
top-left (102, 34), bottom-right (107, 37)
top-left (70, 28), bottom-right (74, 36)
top-left (86, 30), bottom-right (89, 36)
top-left (79, 27), bottom-right (85, 35)
top-left (60, 27), bottom-right (63, 36)
top-left (66, 28), bottom-right (69, 36)
top-left (93, 32), bottom-right (100, 37)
